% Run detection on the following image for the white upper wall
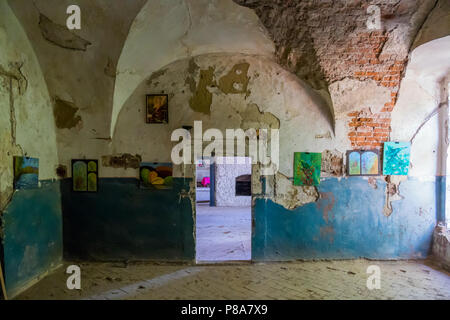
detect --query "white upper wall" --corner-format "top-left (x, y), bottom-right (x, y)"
top-left (112, 0), bottom-right (275, 138)
top-left (0, 1), bottom-right (58, 207)
top-left (391, 36), bottom-right (450, 177)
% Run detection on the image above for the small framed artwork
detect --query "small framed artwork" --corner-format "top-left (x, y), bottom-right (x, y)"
top-left (72, 159), bottom-right (98, 192)
top-left (140, 162), bottom-right (173, 190)
top-left (294, 152), bottom-right (322, 186)
top-left (346, 150), bottom-right (380, 176)
top-left (13, 156), bottom-right (39, 190)
top-left (383, 142), bottom-right (411, 176)
top-left (146, 94), bottom-right (168, 124)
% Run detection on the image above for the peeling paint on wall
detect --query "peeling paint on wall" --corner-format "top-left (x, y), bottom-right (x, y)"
top-left (272, 173), bottom-right (319, 210)
top-left (368, 177), bottom-right (378, 189)
top-left (104, 58), bottom-right (116, 78)
top-left (383, 175), bottom-right (407, 217)
top-left (102, 154), bottom-right (142, 170)
top-left (432, 224), bottom-right (450, 271)
top-left (317, 192), bottom-right (335, 224)
top-left (240, 103), bottom-right (280, 130)
top-left (53, 98), bottom-right (82, 129)
top-left (0, 63), bottom-right (26, 211)
top-left (55, 165), bottom-right (67, 179)
top-left (218, 63), bottom-right (250, 95)
top-left (321, 150), bottom-right (343, 177)
top-left (315, 132), bottom-right (332, 140)
top-left (319, 225), bottom-right (335, 244)
top-left (330, 78), bottom-right (391, 118)
top-left (0, 62), bottom-right (27, 95)
top-left (188, 66), bottom-right (215, 115)
top-left (147, 68), bottom-right (167, 87)
top-left (38, 14), bottom-right (91, 51)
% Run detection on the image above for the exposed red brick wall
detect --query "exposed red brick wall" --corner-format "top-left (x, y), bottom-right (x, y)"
top-left (346, 31), bottom-right (406, 149)
top-left (233, 0), bottom-right (427, 150)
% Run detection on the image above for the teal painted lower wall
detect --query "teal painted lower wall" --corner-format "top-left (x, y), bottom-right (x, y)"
top-left (61, 178), bottom-right (195, 261)
top-left (1, 181), bottom-right (63, 297)
top-left (0, 175), bottom-right (442, 294)
top-left (60, 176), bottom-right (441, 263)
top-left (252, 177), bottom-right (440, 261)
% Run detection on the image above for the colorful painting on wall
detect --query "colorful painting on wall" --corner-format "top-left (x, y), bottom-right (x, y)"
top-left (13, 156), bottom-right (39, 189)
top-left (140, 162), bottom-right (173, 189)
top-left (383, 142), bottom-right (411, 175)
top-left (72, 159), bottom-right (98, 192)
top-left (346, 150), bottom-right (380, 176)
top-left (348, 151), bottom-right (361, 176)
top-left (146, 94), bottom-right (169, 124)
top-left (294, 152), bottom-right (322, 186)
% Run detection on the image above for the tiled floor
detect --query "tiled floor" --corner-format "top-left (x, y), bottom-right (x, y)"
top-left (16, 259), bottom-right (450, 300)
top-left (195, 203), bottom-right (251, 261)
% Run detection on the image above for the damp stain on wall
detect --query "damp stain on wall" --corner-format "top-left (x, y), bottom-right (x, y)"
top-left (147, 68), bottom-right (168, 87)
top-left (218, 62), bottom-right (250, 95)
top-left (188, 66), bottom-right (216, 115)
top-left (53, 98), bottom-right (82, 129)
top-left (240, 103), bottom-right (280, 130)
top-left (102, 153), bottom-right (142, 169)
top-left (38, 14), bottom-right (92, 51)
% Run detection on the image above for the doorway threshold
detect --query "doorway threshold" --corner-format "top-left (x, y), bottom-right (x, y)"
top-left (196, 260), bottom-right (253, 266)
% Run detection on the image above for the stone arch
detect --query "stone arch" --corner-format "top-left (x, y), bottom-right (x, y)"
top-left (112, 53), bottom-right (335, 178)
top-left (111, 0), bottom-right (276, 138)
top-left (391, 36), bottom-right (450, 177)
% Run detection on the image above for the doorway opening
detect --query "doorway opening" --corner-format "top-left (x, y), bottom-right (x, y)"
top-left (195, 157), bottom-right (252, 262)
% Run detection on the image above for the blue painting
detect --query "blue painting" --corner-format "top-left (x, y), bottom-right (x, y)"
top-left (13, 156), bottom-right (39, 189)
top-left (383, 142), bottom-right (411, 175)
top-left (347, 150), bottom-right (380, 176)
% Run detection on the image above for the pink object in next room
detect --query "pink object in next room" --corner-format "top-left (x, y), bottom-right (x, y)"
top-left (202, 177), bottom-right (210, 187)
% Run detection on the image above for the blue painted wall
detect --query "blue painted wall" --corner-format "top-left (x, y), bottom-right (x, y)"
top-left (59, 175), bottom-right (440, 263)
top-left (61, 178), bottom-right (195, 261)
top-left (1, 181), bottom-right (63, 297)
top-left (252, 177), bottom-right (438, 261)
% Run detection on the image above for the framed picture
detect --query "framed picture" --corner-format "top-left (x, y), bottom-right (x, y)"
top-left (146, 94), bottom-right (168, 124)
top-left (294, 152), bottom-right (322, 186)
top-left (346, 150), bottom-right (380, 176)
top-left (140, 162), bottom-right (173, 190)
top-left (13, 156), bottom-right (39, 190)
top-left (72, 159), bottom-right (98, 192)
top-left (383, 142), bottom-right (411, 176)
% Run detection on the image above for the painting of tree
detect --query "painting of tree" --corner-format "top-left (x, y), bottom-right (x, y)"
top-left (294, 152), bottom-right (322, 186)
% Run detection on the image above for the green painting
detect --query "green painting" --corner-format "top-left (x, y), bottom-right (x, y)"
top-left (294, 152), bottom-right (322, 186)
top-left (72, 159), bottom-right (98, 192)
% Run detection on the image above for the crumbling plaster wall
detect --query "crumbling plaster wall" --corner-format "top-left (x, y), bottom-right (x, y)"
top-left (432, 224), bottom-right (450, 270)
top-left (233, 0), bottom-right (441, 150)
top-left (112, 0), bottom-right (276, 138)
top-left (3, 0), bottom-right (449, 263)
top-left (104, 0), bottom-right (449, 213)
top-left (8, 0), bottom-right (447, 182)
top-left (0, 1), bottom-right (62, 298)
top-left (0, 1), bottom-right (58, 210)
top-left (113, 55), bottom-right (334, 164)
top-left (391, 36), bottom-right (450, 178)
top-left (8, 0), bottom-right (147, 175)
